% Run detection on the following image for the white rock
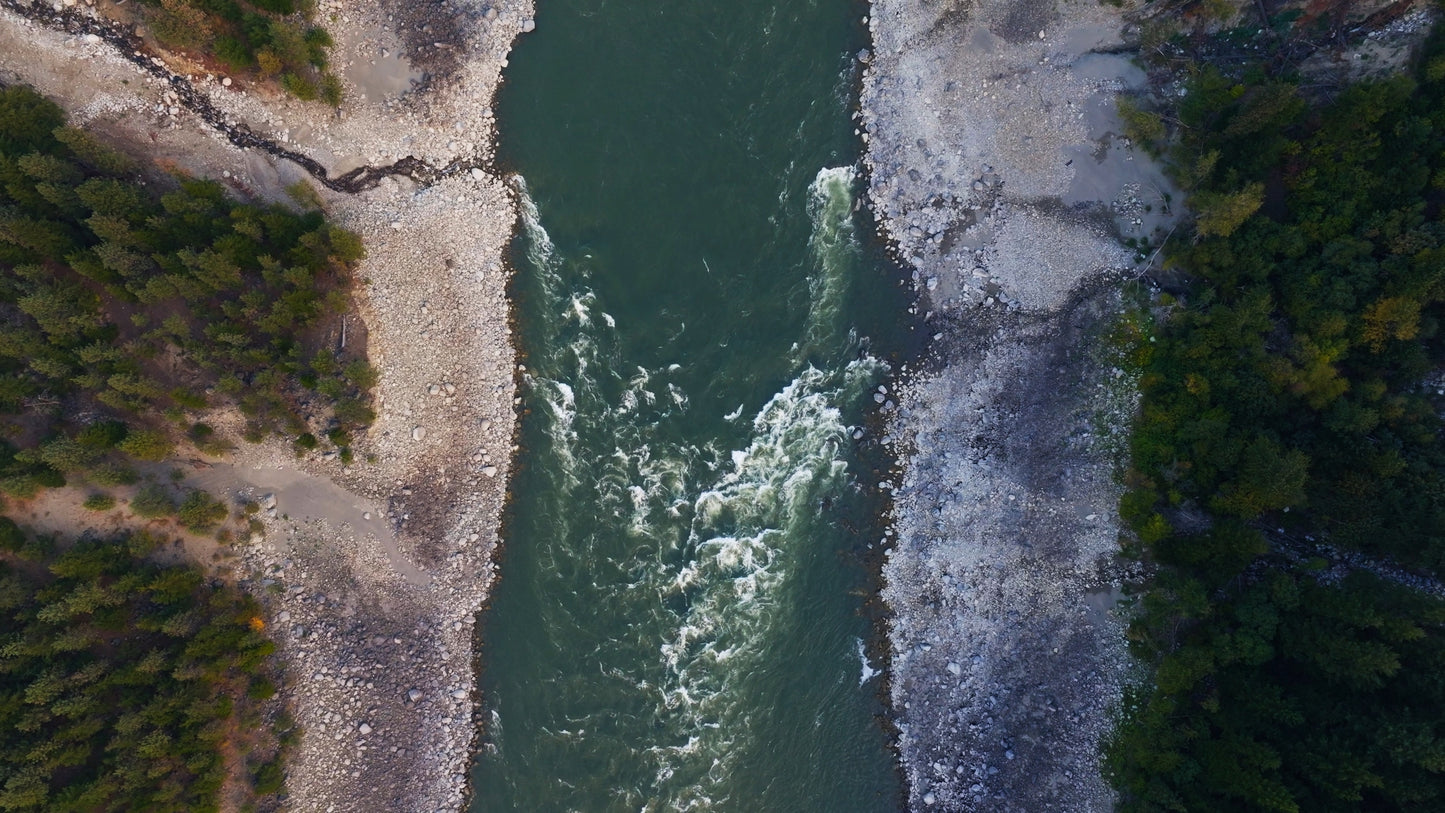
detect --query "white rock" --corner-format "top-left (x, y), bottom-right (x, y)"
top-left (522, 18), bottom-right (536, 32)
top-left (221, 76), bottom-right (232, 87)
top-left (481, 466), bottom-right (497, 477)
top-left (412, 426), bottom-right (427, 441)
top-left (358, 722), bottom-right (372, 735)
top-left (407, 689), bottom-right (423, 702)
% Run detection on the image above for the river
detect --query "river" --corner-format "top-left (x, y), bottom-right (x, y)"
top-left (471, 0), bottom-right (911, 809)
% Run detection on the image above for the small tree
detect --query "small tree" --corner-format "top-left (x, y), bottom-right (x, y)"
top-left (177, 490), bottom-right (227, 533)
top-left (119, 429), bottom-right (174, 462)
top-left (131, 484), bottom-right (176, 518)
top-left (1192, 183), bottom-right (1264, 239)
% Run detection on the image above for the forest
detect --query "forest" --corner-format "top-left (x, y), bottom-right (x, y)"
top-left (0, 525), bottom-right (290, 810)
top-left (0, 84), bottom-right (374, 503)
top-left (1107, 15), bottom-right (1445, 813)
top-left (0, 86), bottom-right (383, 803)
top-left (136, 0), bottom-right (343, 103)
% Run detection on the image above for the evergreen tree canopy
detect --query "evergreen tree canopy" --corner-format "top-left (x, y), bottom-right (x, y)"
top-left (0, 531), bottom-right (289, 810)
top-left (1109, 21), bottom-right (1445, 813)
top-left (0, 85), bottom-right (374, 496)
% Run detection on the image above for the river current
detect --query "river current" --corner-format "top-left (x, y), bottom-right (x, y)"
top-left (471, 1), bottom-right (910, 809)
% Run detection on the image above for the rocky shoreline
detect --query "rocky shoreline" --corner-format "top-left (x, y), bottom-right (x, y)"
top-left (859, 0), bottom-right (1173, 809)
top-left (859, 0), bottom-right (1442, 809)
top-left (0, 0), bottom-right (530, 809)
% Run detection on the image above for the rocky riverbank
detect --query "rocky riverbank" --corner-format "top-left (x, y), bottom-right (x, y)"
top-left (0, 0), bottom-right (530, 809)
top-left (861, 0), bottom-right (1441, 809)
top-left (859, 0), bottom-right (1174, 809)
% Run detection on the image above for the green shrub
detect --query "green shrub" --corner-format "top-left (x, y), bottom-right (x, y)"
top-left (177, 489), bottom-right (227, 532)
top-left (171, 387), bottom-right (209, 410)
top-left (249, 0), bottom-right (295, 14)
top-left (247, 676), bottom-right (277, 700)
top-left (1, 475), bottom-right (42, 499)
top-left (32, 468), bottom-right (65, 488)
top-left (133, 0), bottom-right (336, 102)
top-left (252, 759), bottom-right (284, 795)
top-left (75, 420), bottom-right (127, 449)
top-left (119, 430), bottom-right (175, 462)
top-left (82, 493), bottom-right (116, 511)
top-left (1116, 96), bottom-right (1165, 145)
top-left (90, 463), bottom-right (139, 486)
top-left (130, 484), bottom-right (177, 518)
top-left (213, 35), bottom-right (256, 71)
top-left (0, 517), bottom-right (25, 551)
top-left (280, 73), bottom-right (318, 101)
top-left (320, 73), bottom-right (344, 107)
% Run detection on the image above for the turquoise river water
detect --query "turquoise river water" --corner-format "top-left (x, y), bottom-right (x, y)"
top-left (471, 1), bottom-right (913, 809)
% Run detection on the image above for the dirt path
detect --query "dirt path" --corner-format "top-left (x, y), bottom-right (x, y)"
top-left (190, 464), bottom-right (430, 589)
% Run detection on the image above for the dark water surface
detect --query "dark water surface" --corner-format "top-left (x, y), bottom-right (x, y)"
top-left (472, 1), bottom-right (910, 809)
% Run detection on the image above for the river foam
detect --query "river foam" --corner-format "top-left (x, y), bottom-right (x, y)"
top-left (498, 172), bottom-right (883, 809)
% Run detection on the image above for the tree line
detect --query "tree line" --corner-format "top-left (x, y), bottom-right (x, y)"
top-left (1107, 16), bottom-right (1445, 812)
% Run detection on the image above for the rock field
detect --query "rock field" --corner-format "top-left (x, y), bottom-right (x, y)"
top-left (859, 0), bottom-right (1170, 809)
